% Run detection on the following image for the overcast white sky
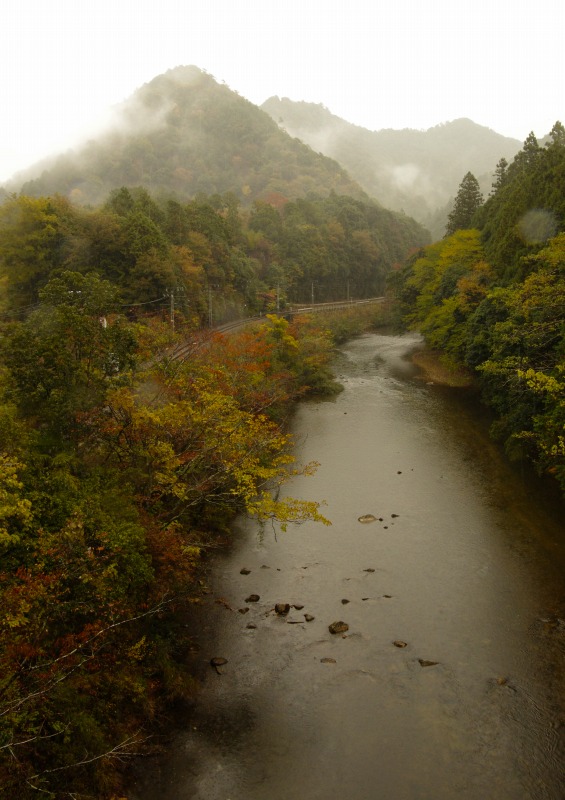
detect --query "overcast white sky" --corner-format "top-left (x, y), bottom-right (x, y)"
top-left (1, 0), bottom-right (563, 182)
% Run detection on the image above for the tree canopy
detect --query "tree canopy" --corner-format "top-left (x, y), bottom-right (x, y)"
top-left (445, 172), bottom-right (483, 236)
top-left (0, 182), bottom-right (405, 796)
top-left (392, 124), bottom-right (565, 494)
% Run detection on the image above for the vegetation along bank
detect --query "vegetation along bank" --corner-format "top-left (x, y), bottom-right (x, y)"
top-left (0, 184), bottom-right (394, 798)
top-left (2, 116), bottom-right (564, 797)
top-left (391, 123), bottom-right (565, 495)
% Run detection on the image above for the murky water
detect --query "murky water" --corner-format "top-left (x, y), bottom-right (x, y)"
top-left (130, 333), bottom-right (565, 800)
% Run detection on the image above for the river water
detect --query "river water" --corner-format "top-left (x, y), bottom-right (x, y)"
top-left (131, 332), bottom-right (565, 800)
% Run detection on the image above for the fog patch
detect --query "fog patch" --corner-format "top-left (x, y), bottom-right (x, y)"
top-left (106, 93), bottom-right (175, 139)
top-left (383, 162), bottom-right (438, 201)
top-left (303, 127), bottom-right (342, 158)
top-left (389, 163), bottom-right (422, 190)
top-left (518, 209), bottom-right (558, 243)
top-left (273, 116), bottom-right (341, 160)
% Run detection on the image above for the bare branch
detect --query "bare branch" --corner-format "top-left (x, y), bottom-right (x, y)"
top-left (28, 732), bottom-right (149, 780)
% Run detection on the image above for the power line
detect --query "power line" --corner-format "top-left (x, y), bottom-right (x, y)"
top-left (0, 294), bottom-right (167, 320)
top-left (119, 296), bottom-right (167, 308)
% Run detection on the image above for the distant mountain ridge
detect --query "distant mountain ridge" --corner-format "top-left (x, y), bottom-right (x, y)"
top-left (261, 97), bottom-right (522, 237)
top-left (6, 66), bottom-right (367, 207)
top-left (4, 66), bottom-right (524, 241)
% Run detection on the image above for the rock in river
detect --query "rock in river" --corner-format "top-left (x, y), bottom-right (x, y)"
top-left (245, 594), bottom-right (260, 603)
top-left (329, 621), bottom-right (349, 634)
top-left (275, 603), bottom-right (291, 615)
top-left (358, 514), bottom-right (377, 523)
top-left (210, 657), bottom-right (228, 674)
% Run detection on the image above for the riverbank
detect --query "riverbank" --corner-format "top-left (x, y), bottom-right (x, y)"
top-left (129, 331), bottom-right (565, 800)
top-left (411, 346), bottom-right (474, 387)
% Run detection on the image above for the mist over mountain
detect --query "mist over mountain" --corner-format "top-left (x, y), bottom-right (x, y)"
top-left (261, 97), bottom-right (522, 238)
top-left (4, 66), bottom-right (525, 243)
top-left (6, 66), bottom-right (366, 207)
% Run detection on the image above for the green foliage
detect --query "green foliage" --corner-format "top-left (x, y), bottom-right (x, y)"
top-left (445, 172), bottom-right (483, 236)
top-left (249, 193), bottom-right (428, 304)
top-left (394, 125), bottom-right (565, 493)
top-left (0, 179), bottom-right (447, 795)
top-left (476, 125), bottom-right (565, 278)
top-left (261, 99), bottom-right (521, 237)
top-left (0, 253), bottom-right (343, 796)
top-left (394, 208), bottom-right (565, 494)
top-left (3, 271), bottom-right (136, 442)
top-left (0, 187), bottom-right (427, 336)
top-left (396, 230), bottom-right (491, 362)
top-left (475, 235), bottom-right (565, 472)
top-left (17, 66), bottom-right (366, 208)
top-left (0, 195), bottom-right (62, 309)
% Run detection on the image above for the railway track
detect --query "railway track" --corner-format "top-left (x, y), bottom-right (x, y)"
top-left (169, 297), bottom-right (385, 362)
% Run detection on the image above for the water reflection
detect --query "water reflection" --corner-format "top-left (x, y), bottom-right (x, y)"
top-left (131, 333), bottom-right (565, 800)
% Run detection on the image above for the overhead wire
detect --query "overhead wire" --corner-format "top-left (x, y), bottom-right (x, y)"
top-left (0, 295), bottom-right (168, 320)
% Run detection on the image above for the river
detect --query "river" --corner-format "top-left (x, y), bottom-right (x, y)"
top-left (130, 332), bottom-right (565, 800)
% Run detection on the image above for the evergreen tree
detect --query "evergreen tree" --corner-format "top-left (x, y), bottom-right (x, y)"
top-left (490, 157), bottom-right (509, 195)
top-left (509, 131), bottom-right (540, 176)
top-left (548, 120), bottom-right (565, 147)
top-left (445, 172), bottom-right (484, 236)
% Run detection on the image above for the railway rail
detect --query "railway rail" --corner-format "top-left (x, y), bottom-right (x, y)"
top-left (169, 297), bottom-right (385, 362)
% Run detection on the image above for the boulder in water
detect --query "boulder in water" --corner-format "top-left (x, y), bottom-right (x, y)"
top-left (329, 621), bottom-right (349, 634)
top-left (210, 657), bottom-right (228, 674)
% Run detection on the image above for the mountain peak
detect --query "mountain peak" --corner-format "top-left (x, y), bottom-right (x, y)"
top-left (10, 69), bottom-right (366, 207)
top-left (261, 98), bottom-right (522, 237)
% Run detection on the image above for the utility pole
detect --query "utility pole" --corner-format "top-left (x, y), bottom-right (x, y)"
top-left (208, 286), bottom-right (213, 327)
top-left (276, 283), bottom-right (280, 313)
top-left (165, 288), bottom-right (175, 331)
top-left (311, 282), bottom-right (315, 306)
top-left (167, 286), bottom-right (186, 331)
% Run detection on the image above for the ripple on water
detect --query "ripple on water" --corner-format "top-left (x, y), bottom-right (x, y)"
top-left (132, 333), bottom-right (565, 800)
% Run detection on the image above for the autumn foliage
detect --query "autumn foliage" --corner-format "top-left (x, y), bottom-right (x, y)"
top-left (392, 126), bottom-right (565, 493)
top-left (0, 287), bottom-right (334, 797)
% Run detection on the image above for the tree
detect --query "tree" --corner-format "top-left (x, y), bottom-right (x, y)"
top-left (490, 157), bottom-right (509, 195)
top-left (445, 172), bottom-right (484, 236)
top-left (0, 195), bottom-right (62, 309)
top-left (3, 271), bottom-right (137, 441)
top-left (548, 120), bottom-right (565, 147)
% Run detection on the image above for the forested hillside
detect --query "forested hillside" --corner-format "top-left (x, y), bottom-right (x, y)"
top-left (392, 124), bottom-right (565, 495)
top-left (261, 97), bottom-right (521, 238)
top-left (6, 67), bottom-right (366, 207)
top-left (0, 187), bottom-right (428, 316)
top-left (2, 57), bottom-right (561, 795)
top-left (0, 179), bottom-right (419, 796)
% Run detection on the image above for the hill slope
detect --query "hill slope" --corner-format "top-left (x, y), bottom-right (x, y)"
top-left (392, 125), bottom-right (565, 494)
top-left (8, 67), bottom-right (366, 206)
top-left (261, 97), bottom-right (521, 237)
